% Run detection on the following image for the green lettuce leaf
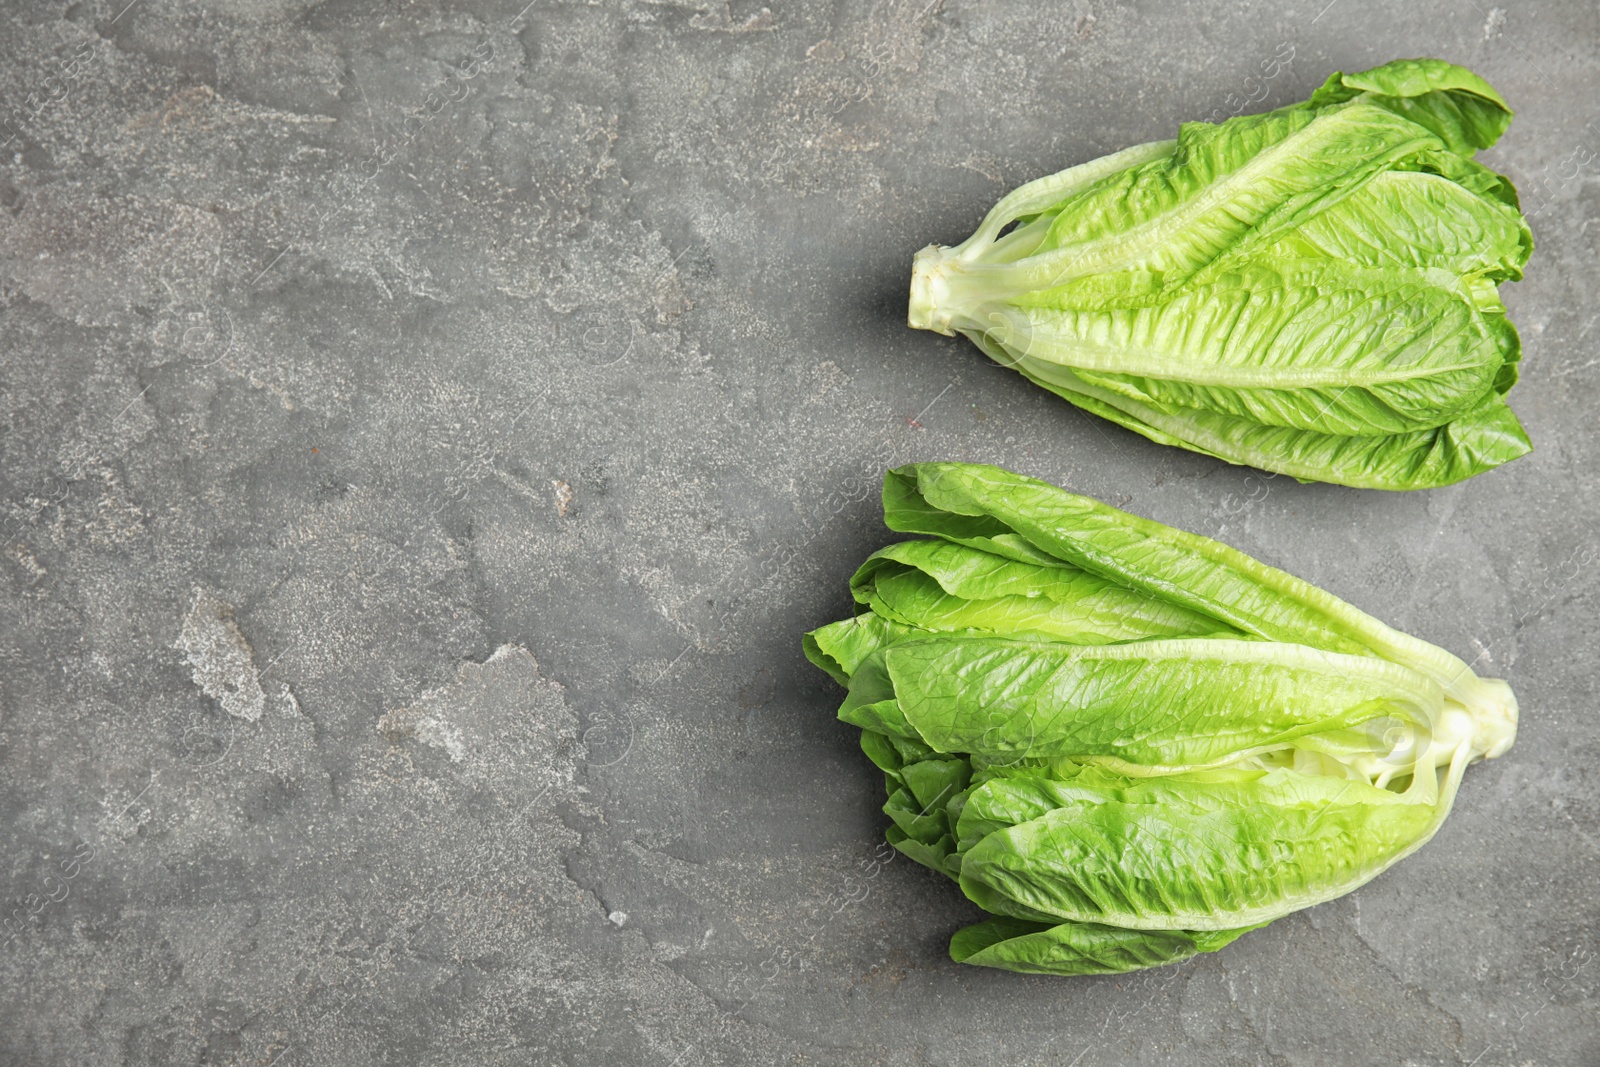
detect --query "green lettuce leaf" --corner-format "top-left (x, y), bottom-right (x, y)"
top-left (1257, 170), bottom-right (1529, 280)
top-left (850, 539), bottom-right (1238, 643)
top-left (946, 103), bottom-right (1441, 298)
top-left (880, 635), bottom-right (1439, 769)
top-left (1008, 349), bottom-right (1532, 491)
top-left (997, 260), bottom-right (1507, 437)
top-left (956, 760), bottom-right (1465, 931)
top-left (881, 461), bottom-right (1517, 722)
top-left (804, 611), bottom-right (917, 684)
top-left (1302, 57), bottom-right (1513, 154)
top-left (950, 916), bottom-right (1265, 977)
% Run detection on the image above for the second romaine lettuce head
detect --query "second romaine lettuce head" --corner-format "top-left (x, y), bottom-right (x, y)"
top-left (906, 59), bottom-right (1534, 490)
top-left (806, 462), bottom-right (1518, 975)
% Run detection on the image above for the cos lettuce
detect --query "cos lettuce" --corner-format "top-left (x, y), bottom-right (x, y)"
top-left (806, 462), bottom-right (1518, 976)
top-left (906, 59), bottom-right (1533, 490)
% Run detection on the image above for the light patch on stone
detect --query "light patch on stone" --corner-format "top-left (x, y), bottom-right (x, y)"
top-left (379, 703), bottom-right (468, 762)
top-left (1482, 6), bottom-right (1506, 39)
top-left (175, 588), bottom-right (266, 722)
top-left (552, 478), bottom-right (575, 516)
top-left (377, 644), bottom-right (574, 780)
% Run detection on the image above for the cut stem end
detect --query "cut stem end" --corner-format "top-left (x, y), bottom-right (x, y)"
top-left (909, 244), bottom-right (959, 335)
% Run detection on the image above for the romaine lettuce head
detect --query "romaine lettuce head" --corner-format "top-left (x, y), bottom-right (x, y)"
top-left (805, 462), bottom-right (1518, 975)
top-left (906, 59), bottom-right (1534, 490)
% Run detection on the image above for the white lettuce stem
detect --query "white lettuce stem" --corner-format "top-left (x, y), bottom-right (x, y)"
top-left (907, 244), bottom-right (962, 334)
top-left (1450, 676), bottom-right (1519, 759)
top-left (910, 138), bottom-right (1177, 334)
top-left (952, 139), bottom-right (1177, 257)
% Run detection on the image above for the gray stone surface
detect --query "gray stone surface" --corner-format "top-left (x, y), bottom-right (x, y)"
top-left (0, 0), bottom-right (1595, 1063)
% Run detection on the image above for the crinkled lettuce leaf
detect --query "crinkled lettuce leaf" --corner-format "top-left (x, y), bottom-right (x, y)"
top-left (950, 916), bottom-right (1266, 977)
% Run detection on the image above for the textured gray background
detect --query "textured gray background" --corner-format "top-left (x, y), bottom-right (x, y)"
top-left (0, 0), bottom-right (1595, 1064)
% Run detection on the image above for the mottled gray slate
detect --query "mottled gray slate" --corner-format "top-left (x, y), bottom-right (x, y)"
top-left (0, 1), bottom-right (1595, 1064)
